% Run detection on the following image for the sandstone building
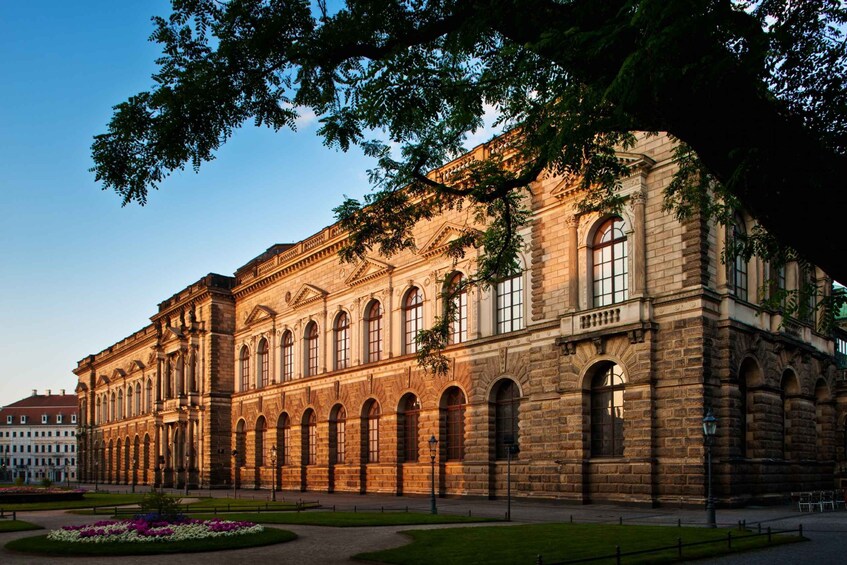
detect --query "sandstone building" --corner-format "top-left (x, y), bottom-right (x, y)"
top-left (73, 133), bottom-right (847, 506)
top-left (0, 390), bottom-right (79, 484)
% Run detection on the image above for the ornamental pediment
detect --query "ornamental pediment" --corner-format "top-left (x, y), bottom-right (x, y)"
top-left (289, 284), bottom-right (327, 309)
top-left (345, 257), bottom-right (394, 287)
top-left (129, 360), bottom-right (146, 373)
top-left (75, 382), bottom-right (88, 393)
top-left (96, 374), bottom-right (110, 387)
top-left (245, 305), bottom-right (277, 327)
top-left (551, 171), bottom-right (584, 200)
top-left (418, 223), bottom-right (479, 258)
top-left (111, 368), bottom-right (126, 380)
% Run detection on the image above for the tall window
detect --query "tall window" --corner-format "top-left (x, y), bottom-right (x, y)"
top-left (281, 331), bottom-right (294, 381)
top-left (496, 274), bottom-right (524, 333)
top-left (277, 413), bottom-right (290, 465)
top-left (365, 301), bottom-right (383, 363)
top-left (255, 417), bottom-right (266, 467)
top-left (305, 322), bottom-right (319, 377)
top-left (494, 380), bottom-right (520, 459)
top-left (110, 393), bottom-right (116, 422)
top-left (732, 218), bottom-right (748, 301)
top-left (399, 394), bottom-right (420, 463)
top-left (239, 346), bottom-right (250, 391)
top-left (135, 384), bottom-right (141, 416)
top-left (334, 312), bottom-right (350, 370)
top-left (117, 390), bottom-right (123, 420)
top-left (146, 379), bottom-right (152, 413)
top-left (330, 406), bottom-right (346, 464)
top-left (363, 400), bottom-right (380, 463)
top-left (444, 387), bottom-right (466, 461)
top-left (305, 411), bottom-right (317, 465)
top-left (448, 273), bottom-right (468, 344)
top-left (257, 338), bottom-right (269, 387)
top-left (590, 363), bottom-right (626, 457)
top-left (126, 388), bottom-right (132, 419)
top-left (592, 217), bottom-right (629, 307)
top-left (404, 288), bottom-right (423, 354)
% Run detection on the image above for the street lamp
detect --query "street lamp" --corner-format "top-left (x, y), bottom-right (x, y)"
top-left (231, 449), bottom-right (238, 499)
top-left (131, 457), bottom-right (138, 493)
top-left (269, 445), bottom-right (277, 502)
top-left (428, 435), bottom-right (438, 515)
top-left (93, 461), bottom-right (99, 492)
top-left (703, 408), bottom-right (718, 528)
top-left (184, 453), bottom-right (190, 495)
top-left (65, 463), bottom-right (70, 488)
top-left (505, 436), bottom-right (520, 522)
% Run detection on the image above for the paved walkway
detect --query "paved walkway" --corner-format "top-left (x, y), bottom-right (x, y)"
top-left (1, 485), bottom-right (844, 564)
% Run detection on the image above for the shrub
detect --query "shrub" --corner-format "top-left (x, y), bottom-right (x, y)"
top-left (40, 478), bottom-right (53, 488)
top-left (14, 476), bottom-right (25, 487)
top-left (137, 491), bottom-right (184, 523)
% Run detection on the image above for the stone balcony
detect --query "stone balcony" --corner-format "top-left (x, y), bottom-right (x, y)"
top-left (556, 298), bottom-right (653, 355)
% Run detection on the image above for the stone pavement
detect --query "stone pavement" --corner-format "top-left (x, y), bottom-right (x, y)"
top-left (0, 485), bottom-right (843, 564)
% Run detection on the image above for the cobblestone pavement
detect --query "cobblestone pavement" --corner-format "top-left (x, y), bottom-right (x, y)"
top-left (1, 485), bottom-right (844, 564)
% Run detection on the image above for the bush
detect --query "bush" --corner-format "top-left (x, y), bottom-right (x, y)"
top-left (14, 476), bottom-right (25, 487)
top-left (40, 478), bottom-right (53, 488)
top-left (137, 491), bottom-right (184, 522)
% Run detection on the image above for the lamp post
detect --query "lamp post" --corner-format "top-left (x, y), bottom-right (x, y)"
top-left (703, 409), bottom-right (718, 528)
top-left (505, 437), bottom-right (520, 522)
top-left (93, 461), bottom-right (99, 492)
top-left (65, 463), bottom-right (70, 488)
top-left (269, 445), bottom-right (277, 502)
top-left (428, 435), bottom-right (438, 515)
top-left (157, 456), bottom-right (165, 493)
top-left (184, 453), bottom-right (190, 495)
top-left (231, 449), bottom-right (238, 499)
top-left (131, 458), bottom-right (137, 493)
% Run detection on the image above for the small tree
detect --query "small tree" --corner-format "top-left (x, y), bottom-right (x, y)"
top-left (137, 491), bottom-right (184, 522)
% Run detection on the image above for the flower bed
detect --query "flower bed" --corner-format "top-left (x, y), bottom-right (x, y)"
top-left (0, 487), bottom-right (86, 504)
top-left (48, 518), bottom-right (263, 544)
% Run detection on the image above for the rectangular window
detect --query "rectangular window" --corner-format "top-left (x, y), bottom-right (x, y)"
top-left (57, 415), bottom-right (62, 424)
top-left (496, 275), bottom-right (524, 334)
top-left (41, 415), bottom-right (47, 424)
top-left (5, 416), bottom-right (10, 424)
top-left (20, 416), bottom-right (26, 424)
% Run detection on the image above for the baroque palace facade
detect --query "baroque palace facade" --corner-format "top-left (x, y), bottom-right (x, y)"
top-left (74, 133), bottom-right (847, 506)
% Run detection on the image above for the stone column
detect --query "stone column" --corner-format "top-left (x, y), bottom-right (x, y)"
top-left (631, 191), bottom-right (647, 297)
top-left (567, 215), bottom-right (579, 311)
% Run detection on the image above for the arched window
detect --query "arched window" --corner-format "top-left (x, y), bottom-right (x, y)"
top-left (303, 410), bottom-right (317, 465)
top-left (447, 273), bottom-right (468, 344)
top-left (257, 339), bottom-right (269, 388)
top-left (255, 416), bottom-right (267, 467)
top-left (305, 322), bottom-right (319, 377)
top-left (364, 400), bottom-right (380, 463)
top-left (110, 393), bottom-right (116, 422)
top-left (365, 301), bottom-right (383, 363)
top-left (277, 413), bottom-right (290, 465)
top-left (496, 273), bottom-right (524, 333)
top-left (95, 397), bottom-right (101, 425)
top-left (146, 379), bottom-right (153, 414)
top-left (494, 380), bottom-right (520, 459)
top-left (334, 312), bottom-right (350, 370)
top-left (239, 346), bottom-right (250, 391)
top-left (117, 390), bottom-right (123, 420)
top-left (592, 217), bottom-right (629, 307)
top-left (399, 394), bottom-right (420, 463)
top-left (732, 218), bottom-right (748, 301)
top-left (330, 405), bottom-right (346, 464)
top-left (281, 331), bottom-right (294, 381)
top-left (135, 383), bottom-right (141, 416)
top-left (126, 387), bottom-right (132, 419)
top-left (590, 363), bottom-right (626, 457)
top-left (443, 387), bottom-right (466, 461)
top-left (403, 288), bottom-right (423, 354)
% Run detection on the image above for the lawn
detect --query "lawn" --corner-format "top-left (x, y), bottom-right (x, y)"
top-left (355, 523), bottom-right (804, 565)
top-left (79, 497), bottom-right (315, 515)
top-left (0, 520), bottom-right (42, 533)
top-left (0, 493), bottom-right (147, 511)
top-left (5, 527), bottom-right (296, 556)
top-left (189, 510), bottom-right (495, 527)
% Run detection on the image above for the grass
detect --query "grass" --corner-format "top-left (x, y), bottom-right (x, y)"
top-left (0, 493), bottom-right (147, 512)
top-left (189, 510), bottom-right (495, 527)
top-left (4, 527), bottom-right (296, 556)
top-left (78, 497), bottom-right (315, 515)
top-left (0, 520), bottom-right (42, 533)
top-left (355, 523), bottom-right (804, 565)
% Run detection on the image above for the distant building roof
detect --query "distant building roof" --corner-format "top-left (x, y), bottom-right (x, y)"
top-left (0, 390), bottom-right (77, 424)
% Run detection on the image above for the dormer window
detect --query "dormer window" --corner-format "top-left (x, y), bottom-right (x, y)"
top-left (57, 415), bottom-right (63, 424)
top-left (5, 416), bottom-right (11, 424)
top-left (71, 414), bottom-right (77, 424)
top-left (20, 416), bottom-right (27, 424)
top-left (42, 415), bottom-right (48, 424)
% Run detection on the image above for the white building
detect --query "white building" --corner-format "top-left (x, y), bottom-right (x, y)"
top-left (0, 390), bottom-right (78, 484)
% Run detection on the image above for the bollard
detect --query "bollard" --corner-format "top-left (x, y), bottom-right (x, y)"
top-left (758, 523), bottom-right (762, 534)
top-left (743, 519), bottom-right (746, 530)
top-left (535, 555), bottom-right (543, 565)
top-left (381, 506), bottom-right (384, 513)
top-left (678, 518), bottom-right (681, 528)
top-left (354, 505), bottom-right (357, 513)
top-left (570, 514), bottom-right (573, 524)
top-left (799, 524), bottom-right (803, 538)
top-left (333, 505), bottom-right (336, 512)
top-left (12, 511), bottom-right (16, 521)
top-left (677, 537), bottom-right (682, 558)
top-left (615, 545), bottom-right (621, 565)
top-left (469, 509), bottom-right (472, 517)
top-left (767, 526), bottom-right (772, 543)
top-left (619, 516), bottom-right (622, 525)
top-left (727, 531), bottom-right (732, 549)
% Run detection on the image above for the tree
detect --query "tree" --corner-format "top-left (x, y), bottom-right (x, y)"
top-left (92, 1), bottom-right (847, 296)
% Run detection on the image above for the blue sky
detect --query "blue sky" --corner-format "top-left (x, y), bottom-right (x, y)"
top-left (0, 1), bottom-right (387, 403)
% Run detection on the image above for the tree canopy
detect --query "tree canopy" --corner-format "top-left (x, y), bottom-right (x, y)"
top-left (93, 0), bottom-right (847, 289)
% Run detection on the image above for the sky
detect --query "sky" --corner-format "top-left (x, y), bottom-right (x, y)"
top-left (0, 1), bottom-right (499, 405)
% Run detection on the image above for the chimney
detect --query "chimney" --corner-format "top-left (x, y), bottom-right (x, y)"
top-left (46, 389), bottom-right (51, 396)
top-left (31, 389), bottom-right (37, 397)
